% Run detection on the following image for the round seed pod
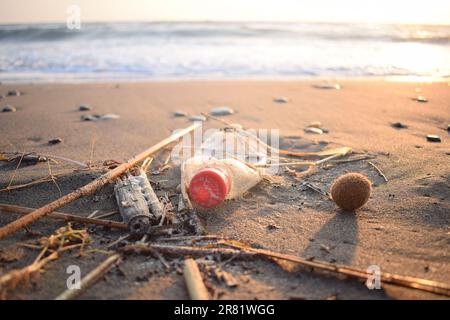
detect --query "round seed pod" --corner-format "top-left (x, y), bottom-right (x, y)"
top-left (330, 173), bottom-right (372, 212)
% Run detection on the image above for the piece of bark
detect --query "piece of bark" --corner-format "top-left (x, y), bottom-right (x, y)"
top-left (183, 258), bottom-right (210, 300)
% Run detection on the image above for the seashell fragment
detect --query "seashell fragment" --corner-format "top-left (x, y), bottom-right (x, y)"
top-left (100, 114), bottom-right (120, 120)
top-left (426, 135), bottom-right (441, 142)
top-left (415, 96), bottom-right (428, 103)
top-left (2, 105), bottom-right (16, 112)
top-left (304, 127), bottom-right (323, 134)
top-left (190, 115), bottom-right (207, 122)
top-left (210, 106), bottom-right (234, 116)
top-left (314, 83), bottom-right (341, 90)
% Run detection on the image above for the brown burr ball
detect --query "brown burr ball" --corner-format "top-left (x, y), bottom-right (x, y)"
top-left (330, 172), bottom-right (372, 212)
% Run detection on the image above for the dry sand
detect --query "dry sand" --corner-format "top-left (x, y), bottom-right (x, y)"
top-left (0, 80), bottom-right (449, 300)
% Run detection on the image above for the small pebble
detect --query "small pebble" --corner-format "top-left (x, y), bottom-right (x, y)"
top-left (79, 104), bottom-right (92, 111)
top-left (2, 105), bottom-right (16, 112)
top-left (210, 106), bottom-right (234, 116)
top-left (304, 127), bottom-right (323, 134)
top-left (447, 124), bottom-right (450, 132)
top-left (273, 97), bottom-right (289, 103)
top-left (173, 110), bottom-right (187, 117)
top-left (189, 115), bottom-right (206, 122)
top-left (48, 138), bottom-right (63, 145)
top-left (426, 135), bottom-right (441, 142)
top-left (391, 122), bottom-right (408, 129)
top-left (7, 90), bottom-right (20, 96)
top-left (314, 83), bottom-right (341, 90)
top-left (416, 96), bottom-right (428, 103)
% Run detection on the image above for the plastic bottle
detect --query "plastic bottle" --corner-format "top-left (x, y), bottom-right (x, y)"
top-left (182, 156), bottom-right (263, 208)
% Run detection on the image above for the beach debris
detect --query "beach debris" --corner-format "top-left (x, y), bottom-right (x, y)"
top-left (79, 104), bottom-right (92, 111)
top-left (0, 245), bottom-right (24, 263)
top-left (173, 110), bottom-right (188, 117)
top-left (447, 124), bottom-right (450, 132)
top-left (304, 127), bottom-right (323, 134)
top-left (7, 89), bottom-right (21, 96)
top-left (81, 114), bottom-right (120, 121)
top-left (209, 106), bottom-right (234, 116)
top-left (2, 105), bottom-right (16, 112)
top-left (214, 268), bottom-right (239, 287)
top-left (114, 167), bottom-right (164, 236)
top-left (426, 135), bottom-right (441, 143)
top-left (314, 83), bottom-right (341, 90)
top-left (56, 253), bottom-right (122, 300)
top-left (189, 115), bottom-right (207, 122)
top-left (48, 138), bottom-right (63, 145)
top-left (330, 172), bottom-right (372, 212)
top-left (0, 224), bottom-right (89, 298)
top-left (123, 240), bottom-right (450, 297)
top-left (0, 123), bottom-right (200, 240)
top-left (273, 97), bottom-right (289, 103)
top-left (367, 161), bottom-right (388, 182)
top-left (0, 153), bottom-right (46, 169)
top-left (391, 122), bottom-right (408, 129)
top-left (415, 96), bottom-right (428, 103)
top-left (183, 258), bottom-right (210, 300)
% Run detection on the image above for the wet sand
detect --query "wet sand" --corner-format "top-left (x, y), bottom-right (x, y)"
top-left (0, 80), bottom-right (449, 300)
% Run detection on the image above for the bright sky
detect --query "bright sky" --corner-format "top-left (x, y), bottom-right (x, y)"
top-left (0, 0), bottom-right (449, 25)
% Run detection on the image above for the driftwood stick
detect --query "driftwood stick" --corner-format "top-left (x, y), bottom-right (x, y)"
top-left (0, 204), bottom-right (127, 230)
top-left (183, 258), bottom-right (210, 300)
top-left (55, 253), bottom-right (122, 300)
top-left (0, 123), bottom-right (200, 239)
top-left (120, 243), bottom-right (249, 258)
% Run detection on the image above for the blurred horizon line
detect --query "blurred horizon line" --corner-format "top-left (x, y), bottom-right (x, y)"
top-left (1, 20), bottom-right (449, 27)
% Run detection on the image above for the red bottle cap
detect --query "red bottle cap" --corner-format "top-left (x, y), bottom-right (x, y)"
top-left (188, 167), bottom-right (230, 208)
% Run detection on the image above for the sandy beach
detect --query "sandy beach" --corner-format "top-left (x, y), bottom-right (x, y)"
top-left (0, 79), bottom-right (449, 299)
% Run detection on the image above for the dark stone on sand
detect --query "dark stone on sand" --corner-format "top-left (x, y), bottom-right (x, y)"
top-left (426, 135), bottom-right (441, 142)
top-left (79, 104), bottom-right (92, 111)
top-left (7, 90), bottom-right (21, 96)
top-left (81, 114), bottom-right (100, 121)
top-left (447, 124), bottom-right (450, 132)
top-left (273, 97), bottom-right (288, 103)
top-left (2, 105), bottom-right (16, 112)
top-left (173, 110), bottom-right (188, 117)
top-left (48, 138), bottom-right (63, 145)
top-left (391, 122), bottom-right (408, 129)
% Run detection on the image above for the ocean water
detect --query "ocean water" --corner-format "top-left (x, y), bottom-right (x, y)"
top-left (0, 22), bottom-right (449, 82)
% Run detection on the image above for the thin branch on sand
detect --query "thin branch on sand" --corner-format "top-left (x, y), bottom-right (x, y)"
top-left (367, 161), bottom-right (388, 182)
top-left (55, 253), bottom-right (122, 300)
top-left (0, 204), bottom-right (127, 230)
top-left (47, 160), bottom-right (62, 196)
top-left (6, 151), bottom-right (25, 189)
top-left (0, 123), bottom-right (200, 239)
